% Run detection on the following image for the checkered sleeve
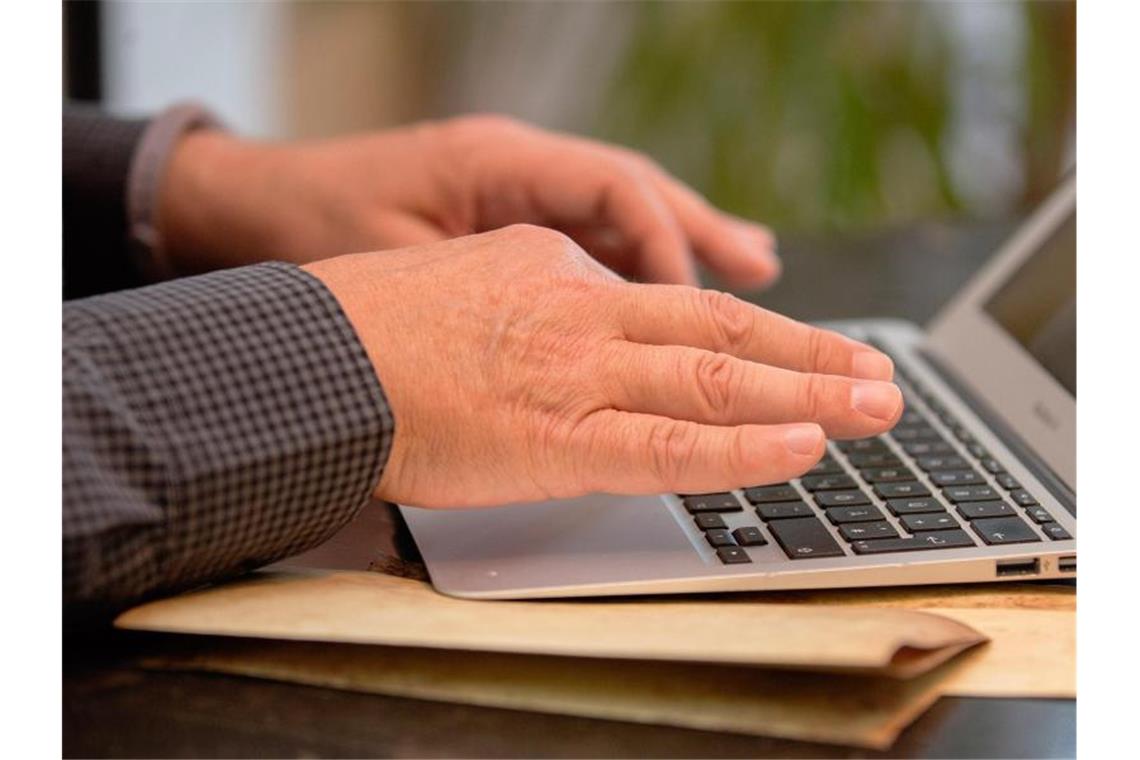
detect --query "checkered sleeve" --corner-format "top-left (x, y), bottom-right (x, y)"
top-left (63, 262), bottom-right (393, 621)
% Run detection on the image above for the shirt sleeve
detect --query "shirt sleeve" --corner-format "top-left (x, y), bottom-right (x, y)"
top-left (63, 262), bottom-right (394, 623)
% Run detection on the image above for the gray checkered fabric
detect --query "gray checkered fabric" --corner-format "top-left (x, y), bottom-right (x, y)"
top-left (63, 263), bottom-right (393, 620)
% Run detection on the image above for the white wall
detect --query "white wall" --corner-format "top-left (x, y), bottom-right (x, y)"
top-left (101, 1), bottom-right (285, 137)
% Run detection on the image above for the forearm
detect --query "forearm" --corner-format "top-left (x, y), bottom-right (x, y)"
top-left (63, 263), bottom-right (393, 622)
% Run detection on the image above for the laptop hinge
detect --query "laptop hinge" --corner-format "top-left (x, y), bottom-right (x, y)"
top-left (916, 348), bottom-right (1076, 517)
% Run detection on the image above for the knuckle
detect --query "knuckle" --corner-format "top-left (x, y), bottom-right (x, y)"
top-left (804, 327), bottom-right (833, 370)
top-left (796, 373), bottom-right (828, 421)
top-left (647, 419), bottom-right (700, 490)
top-left (692, 352), bottom-right (739, 421)
top-left (697, 290), bottom-right (756, 352)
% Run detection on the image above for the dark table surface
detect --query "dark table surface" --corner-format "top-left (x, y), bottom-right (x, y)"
top-left (63, 218), bottom-right (1076, 759)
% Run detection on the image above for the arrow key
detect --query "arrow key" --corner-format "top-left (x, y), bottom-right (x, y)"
top-left (972, 516), bottom-right (1042, 546)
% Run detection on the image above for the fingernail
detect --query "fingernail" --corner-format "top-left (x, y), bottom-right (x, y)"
top-left (851, 382), bottom-right (903, 421)
top-left (851, 351), bottom-right (894, 381)
top-left (784, 424), bottom-right (824, 456)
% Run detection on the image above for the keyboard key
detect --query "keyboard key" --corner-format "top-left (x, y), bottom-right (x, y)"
top-left (694, 513), bottom-right (727, 531)
top-left (716, 546), bottom-right (752, 564)
top-left (898, 409), bottom-right (925, 426)
top-left (705, 529), bottom-right (735, 547)
top-left (996, 473), bottom-right (1021, 491)
top-left (942, 485), bottom-right (999, 503)
top-left (886, 497), bottom-right (945, 516)
top-left (756, 501), bottom-right (815, 520)
top-left (682, 493), bottom-right (743, 513)
top-left (967, 442), bottom-right (990, 460)
top-left (806, 457), bottom-right (844, 476)
top-left (743, 485), bottom-right (800, 504)
top-left (981, 458), bottom-right (1006, 474)
top-left (957, 500), bottom-right (1016, 520)
top-left (1025, 506), bottom-right (1055, 524)
top-left (900, 513), bottom-right (961, 532)
top-left (836, 438), bottom-right (888, 453)
top-left (951, 424), bottom-right (975, 444)
top-left (903, 440), bottom-right (955, 456)
top-left (768, 517), bottom-right (846, 559)
top-left (1042, 523), bottom-right (1072, 541)
top-left (846, 451), bottom-right (903, 468)
top-left (731, 526), bottom-right (768, 546)
top-left (929, 469), bottom-right (985, 487)
top-left (971, 516), bottom-right (1041, 545)
top-left (839, 521), bottom-right (899, 541)
top-left (800, 474), bottom-right (857, 492)
top-left (891, 426), bottom-right (942, 443)
top-left (826, 505), bottom-right (885, 524)
top-left (916, 455), bottom-right (969, 471)
top-left (814, 490), bottom-right (871, 507)
top-left (1010, 489), bottom-right (1039, 507)
top-left (873, 481), bottom-right (931, 499)
top-left (851, 529), bottom-right (975, 554)
top-left (860, 467), bottom-right (916, 483)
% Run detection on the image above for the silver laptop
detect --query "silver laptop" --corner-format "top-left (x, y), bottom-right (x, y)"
top-left (401, 177), bottom-right (1076, 599)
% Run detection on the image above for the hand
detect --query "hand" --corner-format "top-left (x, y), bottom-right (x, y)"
top-left (160, 115), bottom-right (779, 288)
top-left (304, 225), bottom-right (900, 508)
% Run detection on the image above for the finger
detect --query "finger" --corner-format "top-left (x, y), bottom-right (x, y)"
top-left (601, 343), bottom-right (902, 439)
top-left (572, 409), bottom-right (825, 494)
top-left (648, 170), bottom-right (781, 289)
top-left (616, 284), bottom-right (894, 380)
top-left (524, 144), bottom-right (698, 285)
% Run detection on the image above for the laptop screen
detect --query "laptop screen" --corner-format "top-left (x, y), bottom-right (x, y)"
top-left (983, 214), bottom-right (1076, 396)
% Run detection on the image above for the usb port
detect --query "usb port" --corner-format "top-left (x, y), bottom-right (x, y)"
top-left (1059, 556), bottom-right (1076, 573)
top-left (996, 558), bottom-right (1040, 577)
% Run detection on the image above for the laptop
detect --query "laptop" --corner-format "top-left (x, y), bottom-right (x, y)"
top-left (400, 177), bottom-right (1076, 599)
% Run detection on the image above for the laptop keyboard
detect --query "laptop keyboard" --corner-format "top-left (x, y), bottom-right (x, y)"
top-left (680, 349), bottom-right (1072, 565)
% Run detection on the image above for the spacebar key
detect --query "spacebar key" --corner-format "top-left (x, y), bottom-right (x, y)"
top-left (768, 517), bottom-right (845, 560)
top-left (850, 530), bottom-right (974, 554)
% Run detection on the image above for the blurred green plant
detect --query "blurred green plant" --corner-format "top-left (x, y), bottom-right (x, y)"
top-left (596, 1), bottom-right (1074, 233)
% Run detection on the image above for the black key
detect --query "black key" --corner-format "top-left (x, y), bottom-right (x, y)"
top-left (900, 513), bottom-right (961, 532)
top-left (851, 529), bottom-right (975, 554)
top-left (957, 500), bottom-right (1016, 520)
top-left (826, 505), bottom-right (885, 524)
top-left (971, 516), bottom-right (1041, 546)
top-left (937, 410), bottom-right (957, 427)
top-left (951, 424), bottom-right (975, 444)
top-left (1010, 489), bottom-right (1038, 507)
top-left (814, 490), bottom-right (871, 507)
top-left (929, 469), bottom-right (984, 487)
top-left (996, 473), bottom-right (1021, 491)
top-left (806, 457), bottom-right (843, 476)
top-left (891, 426), bottom-right (941, 443)
top-left (839, 521), bottom-right (899, 541)
top-left (768, 517), bottom-right (846, 559)
top-left (873, 481), bottom-right (931, 499)
top-left (903, 440), bottom-right (955, 456)
top-left (694, 513), bottom-right (727, 531)
top-left (942, 485), bottom-right (999, 503)
top-left (1025, 506), bottom-right (1055, 524)
top-left (800, 474), bottom-right (857, 492)
top-left (732, 526), bottom-right (768, 546)
top-left (705, 529), bottom-right (735, 547)
top-left (743, 485), bottom-right (800, 504)
top-left (860, 466), bottom-right (916, 483)
top-left (898, 409), bottom-right (925, 426)
top-left (981, 458), bottom-right (1006, 474)
top-left (716, 546), bottom-right (752, 564)
top-left (886, 497), bottom-right (946, 516)
top-left (916, 455), bottom-right (969, 471)
top-left (835, 438), bottom-right (888, 453)
top-left (967, 442), bottom-right (990, 460)
top-left (682, 493), bottom-right (743, 514)
top-left (1042, 523), bottom-right (1072, 541)
top-left (756, 501), bottom-right (814, 520)
top-left (845, 451), bottom-right (903, 468)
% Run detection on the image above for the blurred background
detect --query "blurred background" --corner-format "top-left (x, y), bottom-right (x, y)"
top-left (65, 0), bottom-right (1074, 239)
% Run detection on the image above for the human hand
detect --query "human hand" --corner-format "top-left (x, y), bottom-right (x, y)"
top-left (303, 225), bottom-right (900, 508)
top-left (160, 115), bottom-right (779, 287)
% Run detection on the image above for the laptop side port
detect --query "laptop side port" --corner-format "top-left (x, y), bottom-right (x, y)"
top-left (996, 558), bottom-right (1040, 577)
top-left (1059, 555), bottom-right (1076, 573)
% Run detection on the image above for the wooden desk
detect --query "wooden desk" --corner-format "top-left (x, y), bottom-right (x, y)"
top-left (62, 218), bottom-right (1076, 758)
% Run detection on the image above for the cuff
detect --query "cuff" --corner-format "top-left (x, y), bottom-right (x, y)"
top-left (126, 102), bottom-right (224, 282)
